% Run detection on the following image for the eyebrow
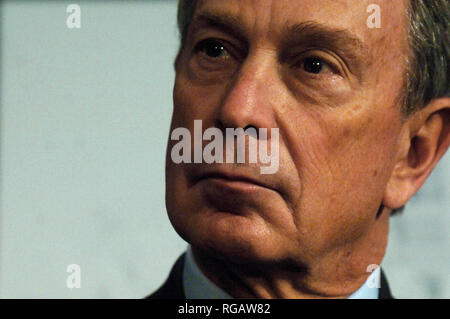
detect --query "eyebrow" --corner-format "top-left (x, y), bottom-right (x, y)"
top-left (190, 12), bottom-right (370, 78)
top-left (190, 12), bottom-right (248, 44)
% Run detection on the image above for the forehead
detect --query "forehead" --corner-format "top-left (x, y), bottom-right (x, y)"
top-left (194, 0), bottom-right (409, 55)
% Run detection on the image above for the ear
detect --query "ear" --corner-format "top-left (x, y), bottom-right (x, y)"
top-left (383, 97), bottom-right (450, 209)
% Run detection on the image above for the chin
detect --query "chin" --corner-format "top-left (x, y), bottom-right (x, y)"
top-left (171, 207), bottom-right (291, 265)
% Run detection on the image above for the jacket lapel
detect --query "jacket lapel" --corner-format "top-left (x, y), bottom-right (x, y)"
top-left (146, 254), bottom-right (186, 299)
top-left (379, 268), bottom-right (394, 299)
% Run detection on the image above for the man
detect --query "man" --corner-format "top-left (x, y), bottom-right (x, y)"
top-left (149, 0), bottom-right (449, 299)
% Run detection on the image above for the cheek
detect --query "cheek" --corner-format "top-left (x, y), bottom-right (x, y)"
top-left (172, 69), bottom-right (230, 128)
top-left (172, 77), bottom-right (196, 127)
top-left (286, 105), bottom-right (401, 250)
top-left (328, 108), bottom-right (400, 181)
top-left (303, 104), bottom-right (399, 191)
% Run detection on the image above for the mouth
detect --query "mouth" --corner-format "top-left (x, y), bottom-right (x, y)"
top-left (196, 170), bottom-right (276, 193)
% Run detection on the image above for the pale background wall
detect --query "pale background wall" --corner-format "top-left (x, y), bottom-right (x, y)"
top-left (0, 0), bottom-right (448, 298)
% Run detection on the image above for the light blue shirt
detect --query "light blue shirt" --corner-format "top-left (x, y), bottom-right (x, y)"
top-left (183, 246), bottom-right (380, 299)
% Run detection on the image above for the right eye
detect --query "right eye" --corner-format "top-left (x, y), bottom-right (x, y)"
top-left (195, 39), bottom-right (231, 60)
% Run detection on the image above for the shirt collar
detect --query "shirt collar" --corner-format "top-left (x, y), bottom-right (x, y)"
top-left (183, 245), bottom-right (232, 299)
top-left (183, 245), bottom-right (380, 299)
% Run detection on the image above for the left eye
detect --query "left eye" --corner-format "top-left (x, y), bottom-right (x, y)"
top-left (302, 57), bottom-right (328, 74)
top-left (196, 39), bottom-right (231, 59)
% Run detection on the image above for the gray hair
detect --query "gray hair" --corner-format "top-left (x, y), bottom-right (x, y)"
top-left (177, 0), bottom-right (197, 47)
top-left (176, 0), bottom-right (450, 115)
top-left (405, 0), bottom-right (450, 115)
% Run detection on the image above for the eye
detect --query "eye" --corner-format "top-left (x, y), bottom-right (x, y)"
top-left (195, 38), bottom-right (231, 59)
top-left (302, 57), bottom-right (330, 74)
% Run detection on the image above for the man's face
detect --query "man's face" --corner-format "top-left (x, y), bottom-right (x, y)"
top-left (166, 0), bottom-right (409, 267)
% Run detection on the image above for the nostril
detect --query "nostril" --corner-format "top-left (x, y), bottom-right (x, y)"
top-left (244, 125), bottom-right (259, 138)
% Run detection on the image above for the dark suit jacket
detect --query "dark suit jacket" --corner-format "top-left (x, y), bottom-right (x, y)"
top-left (147, 254), bottom-right (394, 299)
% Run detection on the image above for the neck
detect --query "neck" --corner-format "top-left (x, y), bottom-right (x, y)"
top-left (191, 212), bottom-right (389, 299)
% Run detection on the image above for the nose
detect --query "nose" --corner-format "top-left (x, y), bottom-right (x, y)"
top-left (215, 52), bottom-right (280, 135)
